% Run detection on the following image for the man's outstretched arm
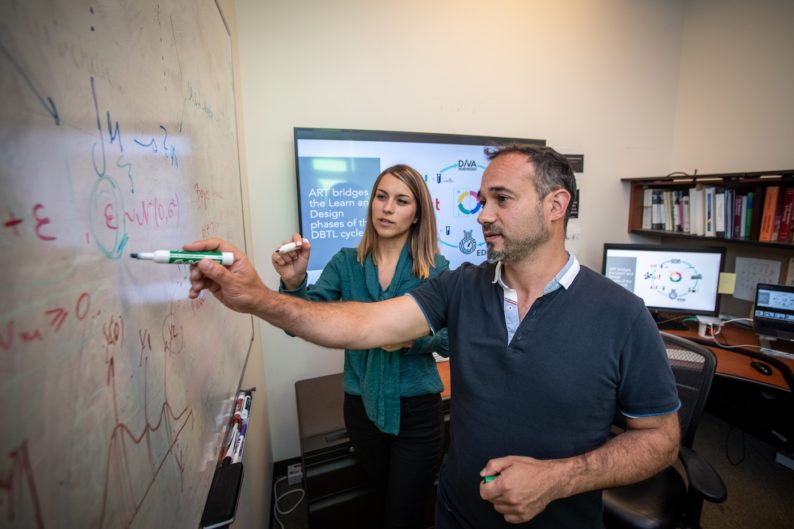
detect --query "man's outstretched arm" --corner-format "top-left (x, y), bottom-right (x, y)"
top-left (185, 238), bottom-right (431, 349)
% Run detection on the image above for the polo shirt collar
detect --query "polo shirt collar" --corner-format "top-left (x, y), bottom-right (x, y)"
top-left (491, 252), bottom-right (580, 294)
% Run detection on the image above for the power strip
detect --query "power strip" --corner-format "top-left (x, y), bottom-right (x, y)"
top-left (697, 315), bottom-right (722, 338)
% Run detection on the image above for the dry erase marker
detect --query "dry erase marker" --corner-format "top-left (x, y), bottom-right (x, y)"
top-left (227, 427), bottom-right (244, 464)
top-left (240, 395), bottom-right (252, 422)
top-left (277, 239), bottom-right (308, 254)
top-left (223, 422), bottom-right (240, 448)
top-left (232, 424), bottom-right (247, 463)
top-left (482, 474), bottom-right (500, 483)
top-left (233, 395), bottom-right (246, 425)
top-left (223, 426), bottom-right (240, 464)
top-left (130, 250), bottom-right (233, 265)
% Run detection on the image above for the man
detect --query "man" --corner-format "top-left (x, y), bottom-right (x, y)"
top-left (187, 144), bottom-right (680, 528)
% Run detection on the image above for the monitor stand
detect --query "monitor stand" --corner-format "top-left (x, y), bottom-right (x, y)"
top-left (651, 311), bottom-right (688, 331)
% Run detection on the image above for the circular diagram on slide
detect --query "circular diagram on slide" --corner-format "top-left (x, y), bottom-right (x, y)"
top-left (643, 258), bottom-right (702, 301)
top-left (430, 160), bottom-right (487, 258)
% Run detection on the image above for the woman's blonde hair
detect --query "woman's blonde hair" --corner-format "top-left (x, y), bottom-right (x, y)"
top-left (357, 164), bottom-right (439, 279)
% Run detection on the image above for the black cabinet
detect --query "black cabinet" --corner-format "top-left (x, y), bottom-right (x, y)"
top-left (295, 372), bottom-right (450, 529)
top-left (295, 373), bottom-right (379, 528)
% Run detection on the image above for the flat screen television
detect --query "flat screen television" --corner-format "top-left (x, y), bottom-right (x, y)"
top-left (601, 244), bottom-right (726, 323)
top-left (294, 127), bottom-right (545, 282)
top-left (753, 283), bottom-right (794, 342)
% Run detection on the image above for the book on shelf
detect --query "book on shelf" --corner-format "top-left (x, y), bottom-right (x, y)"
top-left (690, 186), bottom-right (705, 236)
top-left (778, 187), bottom-right (794, 242)
top-left (704, 186), bottom-right (716, 237)
top-left (759, 185), bottom-right (780, 241)
top-left (662, 190), bottom-right (674, 231)
top-left (749, 187), bottom-right (766, 240)
top-left (642, 188), bottom-right (653, 230)
top-left (743, 191), bottom-right (754, 239)
top-left (682, 194), bottom-right (691, 234)
top-left (672, 191), bottom-right (683, 232)
top-left (723, 188), bottom-right (734, 240)
top-left (732, 192), bottom-right (743, 239)
top-left (715, 188), bottom-right (726, 237)
top-left (739, 193), bottom-right (749, 239)
top-left (771, 188), bottom-right (784, 240)
top-left (651, 189), bottom-right (664, 230)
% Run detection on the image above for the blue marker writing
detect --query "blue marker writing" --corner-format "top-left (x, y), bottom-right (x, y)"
top-left (130, 250), bottom-right (233, 265)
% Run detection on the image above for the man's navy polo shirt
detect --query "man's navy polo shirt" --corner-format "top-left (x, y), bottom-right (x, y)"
top-left (409, 261), bottom-right (679, 528)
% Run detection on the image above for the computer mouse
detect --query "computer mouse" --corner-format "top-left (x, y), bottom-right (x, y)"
top-left (750, 361), bottom-right (773, 376)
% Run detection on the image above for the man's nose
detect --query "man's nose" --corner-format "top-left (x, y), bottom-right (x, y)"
top-left (477, 204), bottom-right (493, 225)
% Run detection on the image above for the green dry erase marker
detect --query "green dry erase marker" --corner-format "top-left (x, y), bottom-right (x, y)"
top-left (130, 250), bottom-right (234, 265)
top-left (482, 474), bottom-right (498, 483)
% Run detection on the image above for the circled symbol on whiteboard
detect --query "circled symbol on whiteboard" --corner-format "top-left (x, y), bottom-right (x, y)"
top-left (89, 175), bottom-right (128, 260)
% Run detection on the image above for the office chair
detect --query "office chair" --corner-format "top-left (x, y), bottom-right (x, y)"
top-left (603, 332), bottom-right (727, 529)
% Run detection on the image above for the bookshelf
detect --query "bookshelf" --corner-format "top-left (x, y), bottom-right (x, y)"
top-left (623, 170), bottom-right (794, 250)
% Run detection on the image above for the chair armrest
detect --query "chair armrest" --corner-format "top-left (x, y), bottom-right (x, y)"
top-left (678, 445), bottom-right (727, 503)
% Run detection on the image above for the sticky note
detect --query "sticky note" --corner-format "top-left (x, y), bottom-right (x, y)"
top-left (718, 272), bottom-right (736, 294)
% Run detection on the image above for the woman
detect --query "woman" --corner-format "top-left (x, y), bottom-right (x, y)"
top-left (272, 164), bottom-right (449, 529)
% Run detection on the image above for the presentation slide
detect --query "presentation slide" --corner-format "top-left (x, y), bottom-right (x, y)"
top-left (297, 138), bottom-right (508, 282)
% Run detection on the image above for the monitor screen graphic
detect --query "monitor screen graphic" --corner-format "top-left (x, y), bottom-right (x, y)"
top-left (294, 128), bottom-right (545, 282)
top-left (601, 244), bottom-right (726, 316)
top-left (754, 283), bottom-right (794, 341)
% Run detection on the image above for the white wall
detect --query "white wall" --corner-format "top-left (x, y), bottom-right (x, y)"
top-left (228, 1), bottom-right (794, 525)
top-left (235, 0), bottom-right (689, 462)
top-left (672, 0), bottom-right (794, 171)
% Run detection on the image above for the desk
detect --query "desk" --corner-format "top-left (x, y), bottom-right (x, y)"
top-left (438, 359), bottom-right (451, 398)
top-left (661, 322), bottom-right (793, 452)
top-left (662, 323), bottom-right (794, 392)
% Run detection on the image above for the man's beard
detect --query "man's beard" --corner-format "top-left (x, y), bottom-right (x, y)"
top-left (484, 206), bottom-right (549, 264)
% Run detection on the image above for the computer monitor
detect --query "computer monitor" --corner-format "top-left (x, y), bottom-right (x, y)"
top-left (293, 127), bottom-right (545, 283)
top-left (601, 244), bottom-right (726, 322)
top-left (753, 283), bottom-right (794, 342)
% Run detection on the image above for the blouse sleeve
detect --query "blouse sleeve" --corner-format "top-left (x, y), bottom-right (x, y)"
top-left (279, 250), bottom-right (346, 302)
top-left (404, 327), bottom-right (449, 357)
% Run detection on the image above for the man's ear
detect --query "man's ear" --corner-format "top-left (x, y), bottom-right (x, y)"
top-left (547, 189), bottom-right (571, 221)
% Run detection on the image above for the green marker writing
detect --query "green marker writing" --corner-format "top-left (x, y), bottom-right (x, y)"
top-left (130, 250), bottom-right (234, 265)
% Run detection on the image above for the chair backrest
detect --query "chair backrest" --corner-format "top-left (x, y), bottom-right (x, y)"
top-left (660, 332), bottom-right (717, 448)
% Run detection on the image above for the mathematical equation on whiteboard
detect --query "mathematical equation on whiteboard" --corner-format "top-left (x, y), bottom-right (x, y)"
top-left (0, 74), bottom-right (200, 248)
top-left (733, 257), bottom-right (782, 301)
top-left (0, 2), bottom-right (252, 528)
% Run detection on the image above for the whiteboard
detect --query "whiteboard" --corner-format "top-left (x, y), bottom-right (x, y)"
top-left (0, 1), bottom-right (254, 528)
